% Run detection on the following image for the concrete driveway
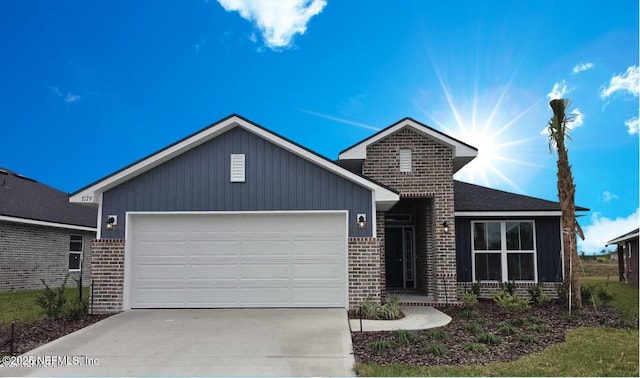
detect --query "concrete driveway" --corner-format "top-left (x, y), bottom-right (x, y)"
top-left (4, 309), bottom-right (355, 377)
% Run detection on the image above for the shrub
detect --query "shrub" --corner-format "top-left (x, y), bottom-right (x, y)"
top-left (395, 330), bottom-right (420, 345)
top-left (477, 332), bottom-right (502, 345)
top-left (497, 321), bottom-right (517, 335)
top-left (471, 280), bottom-right (482, 296)
top-left (460, 321), bottom-right (482, 334)
top-left (461, 292), bottom-right (478, 307)
top-left (500, 281), bottom-right (517, 295)
top-left (461, 307), bottom-right (477, 319)
top-left (511, 316), bottom-right (526, 327)
top-left (359, 298), bottom-right (379, 319)
top-left (519, 333), bottom-right (538, 344)
top-left (428, 329), bottom-right (452, 340)
top-left (358, 295), bottom-right (402, 320)
top-left (493, 290), bottom-right (531, 312)
top-left (35, 275), bottom-right (69, 318)
top-left (423, 343), bottom-right (450, 356)
top-left (527, 284), bottom-right (551, 305)
top-left (597, 287), bottom-right (613, 303)
top-left (581, 284), bottom-right (613, 306)
top-left (530, 324), bottom-right (550, 333)
top-left (367, 340), bottom-right (395, 353)
top-left (461, 342), bottom-right (487, 353)
top-left (65, 297), bottom-right (89, 320)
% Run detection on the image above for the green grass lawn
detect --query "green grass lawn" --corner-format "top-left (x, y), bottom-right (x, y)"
top-left (356, 275), bottom-right (639, 377)
top-left (0, 287), bottom-right (89, 324)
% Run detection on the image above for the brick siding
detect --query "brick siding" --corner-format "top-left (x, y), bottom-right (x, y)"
top-left (456, 281), bottom-right (559, 299)
top-left (363, 127), bottom-right (458, 302)
top-left (89, 239), bottom-right (125, 313)
top-left (0, 220), bottom-right (93, 291)
top-left (348, 237), bottom-right (383, 308)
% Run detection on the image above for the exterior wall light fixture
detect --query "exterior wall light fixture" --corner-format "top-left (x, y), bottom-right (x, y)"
top-left (357, 214), bottom-right (367, 229)
top-left (442, 221), bottom-right (449, 234)
top-left (106, 215), bottom-right (118, 231)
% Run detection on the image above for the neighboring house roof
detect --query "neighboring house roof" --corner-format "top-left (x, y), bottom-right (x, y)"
top-left (70, 114), bottom-right (400, 210)
top-left (607, 228), bottom-right (640, 246)
top-left (338, 117), bottom-right (478, 173)
top-left (454, 180), bottom-right (589, 215)
top-left (0, 167), bottom-right (96, 230)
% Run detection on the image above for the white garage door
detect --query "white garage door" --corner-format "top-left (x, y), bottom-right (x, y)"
top-left (126, 212), bottom-right (347, 309)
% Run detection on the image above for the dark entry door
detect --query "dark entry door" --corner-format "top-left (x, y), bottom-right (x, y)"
top-left (385, 228), bottom-right (403, 288)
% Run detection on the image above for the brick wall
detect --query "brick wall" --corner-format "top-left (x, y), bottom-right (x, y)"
top-left (0, 220), bottom-right (93, 291)
top-left (89, 239), bottom-right (125, 313)
top-left (363, 127), bottom-right (458, 302)
top-left (456, 281), bottom-right (559, 299)
top-left (348, 237), bottom-right (382, 308)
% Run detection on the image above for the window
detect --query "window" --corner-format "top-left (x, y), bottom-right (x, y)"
top-left (399, 149), bottom-right (412, 172)
top-left (472, 221), bottom-right (536, 282)
top-left (230, 154), bottom-right (245, 182)
top-left (69, 235), bottom-right (83, 271)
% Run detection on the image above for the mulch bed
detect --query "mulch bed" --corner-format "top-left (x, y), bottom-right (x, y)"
top-left (351, 300), bottom-right (636, 366)
top-left (0, 314), bottom-right (112, 356)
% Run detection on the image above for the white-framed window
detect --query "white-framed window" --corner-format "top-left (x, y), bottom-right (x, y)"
top-left (399, 149), bottom-right (412, 172)
top-left (472, 220), bottom-right (537, 282)
top-left (69, 235), bottom-right (83, 271)
top-left (230, 154), bottom-right (245, 182)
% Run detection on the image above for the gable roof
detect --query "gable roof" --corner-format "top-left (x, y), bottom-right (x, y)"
top-left (0, 168), bottom-right (96, 230)
top-left (607, 228), bottom-right (639, 245)
top-left (338, 117), bottom-right (478, 173)
top-left (454, 180), bottom-right (589, 215)
top-left (70, 114), bottom-right (400, 210)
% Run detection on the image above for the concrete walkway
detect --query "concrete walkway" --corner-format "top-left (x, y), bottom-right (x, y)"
top-left (348, 306), bottom-right (452, 331)
top-left (3, 309), bottom-right (355, 377)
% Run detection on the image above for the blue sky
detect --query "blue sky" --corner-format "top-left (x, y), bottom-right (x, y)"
top-left (1, 1), bottom-right (638, 253)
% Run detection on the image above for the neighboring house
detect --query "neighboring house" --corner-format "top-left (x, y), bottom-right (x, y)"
top-left (0, 167), bottom-right (97, 291)
top-left (607, 228), bottom-right (639, 287)
top-left (69, 115), bottom-right (586, 312)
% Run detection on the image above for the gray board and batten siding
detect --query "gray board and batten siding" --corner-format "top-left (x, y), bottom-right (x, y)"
top-left (101, 127), bottom-right (373, 239)
top-left (455, 216), bottom-right (563, 282)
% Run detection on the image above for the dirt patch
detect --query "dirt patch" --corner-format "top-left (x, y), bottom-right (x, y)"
top-left (1, 314), bottom-right (113, 356)
top-left (351, 300), bottom-right (634, 366)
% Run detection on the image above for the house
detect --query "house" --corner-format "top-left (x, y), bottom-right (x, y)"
top-left (69, 115), bottom-right (584, 312)
top-left (607, 228), bottom-right (639, 287)
top-left (0, 167), bottom-right (97, 291)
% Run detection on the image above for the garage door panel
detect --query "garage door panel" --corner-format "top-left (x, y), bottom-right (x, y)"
top-left (128, 212), bottom-right (347, 308)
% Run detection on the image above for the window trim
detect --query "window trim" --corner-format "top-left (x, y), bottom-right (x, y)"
top-left (69, 234), bottom-right (83, 272)
top-left (471, 220), bottom-right (538, 283)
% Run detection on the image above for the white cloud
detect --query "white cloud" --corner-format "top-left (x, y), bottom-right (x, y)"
top-left (572, 62), bottom-right (594, 74)
top-left (601, 191), bottom-right (619, 203)
top-left (547, 80), bottom-right (567, 100)
top-left (64, 93), bottom-right (81, 103)
top-left (579, 208), bottom-right (640, 254)
top-left (49, 86), bottom-right (81, 103)
top-left (600, 65), bottom-right (640, 98)
top-left (217, 0), bottom-right (327, 50)
top-left (625, 117), bottom-right (639, 135)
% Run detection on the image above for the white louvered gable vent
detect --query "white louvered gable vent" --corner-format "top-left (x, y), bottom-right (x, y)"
top-left (230, 154), bottom-right (245, 182)
top-left (399, 149), bottom-right (412, 172)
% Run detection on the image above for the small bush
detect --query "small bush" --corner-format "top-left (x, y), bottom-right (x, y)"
top-left (519, 333), bottom-right (538, 344)
top-left (428, 329), bottom-right (452, 340)
top-left (511, 316), bottom-right (526, 327)
top-left (395, 330), bottom-right (420, 345)
top-left (497, 321), bottom-right (517, 335)
top-left (423, 343), bottom-right (450, 356)
top-left (461, 307), bottom-right (477, 319)
top-left (367, 340), bottom-right (395, 353)
top-left (597, 287), bottom-right (613, 303)
top-left (471, 280), bottom-right (482, 296)
top-left (460, 321), bottom-right (482, 334)
top-left (500, 281), bottom-right (517, 295)
top-left (529, 323), bottom-right (549, 333)
top-left (493, 290), bottom-right (531, 312)
top-left (378, 295), bottom-right (401, 320)
top-left (527, 284), bottom-right (551, 305)
top-left (461, 342), bottom-right (487, 353)
top-left (65, 297), bottom-right (88, 320)
top-left (461, 292), bottom-right (478, 307)
top-left (34, 275), bottom-right (69, 319)
top-left (359, 298), bottom-right (379, 319)
top-left (477, 332), bottom-right (502, 345)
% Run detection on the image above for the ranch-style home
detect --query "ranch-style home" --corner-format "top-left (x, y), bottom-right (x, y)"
top-left (0, 167), bottom-right (96, 291)
top-left (70, 114), bottom-right (586, 312)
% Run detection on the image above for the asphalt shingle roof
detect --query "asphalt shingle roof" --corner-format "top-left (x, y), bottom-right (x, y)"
top-left (454, 180), bottom-right (589, 212)
top-left (0, 168), bottom-right (96, 228)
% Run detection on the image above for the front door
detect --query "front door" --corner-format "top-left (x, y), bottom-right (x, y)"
top-left (385, 226), bottom-right (415, 289)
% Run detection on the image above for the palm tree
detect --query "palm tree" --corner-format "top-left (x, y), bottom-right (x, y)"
top-left (547, 98), bottom-right (584, 309)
